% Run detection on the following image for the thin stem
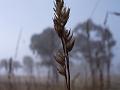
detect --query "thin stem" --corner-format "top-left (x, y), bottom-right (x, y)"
top-left (61, 37), bottom-right (69, 90)
top-left (66, 53), bottom-right (70, 90)
top-left (61, 37), bottom-right (71, 90)
top-left (65, 68), bottom-right (69, 90)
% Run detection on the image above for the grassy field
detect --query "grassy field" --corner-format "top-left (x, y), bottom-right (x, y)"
top-left (0, 75), bottom-right (120, 90)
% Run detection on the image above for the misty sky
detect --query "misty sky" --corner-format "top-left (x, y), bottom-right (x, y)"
top-left (0, 0), bottom-right (120, 65)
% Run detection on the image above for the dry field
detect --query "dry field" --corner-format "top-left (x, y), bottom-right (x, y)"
top-left (0, 75), bottom-right (119, 90)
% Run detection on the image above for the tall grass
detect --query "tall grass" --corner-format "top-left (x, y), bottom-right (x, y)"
top-left (53, 0), bottom-right (75, 90)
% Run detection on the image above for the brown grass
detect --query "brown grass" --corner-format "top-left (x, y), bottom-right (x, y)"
top-left (53, 0), bottom-right (75, 90)
top-left (0, 75), bottom-right (120, 90)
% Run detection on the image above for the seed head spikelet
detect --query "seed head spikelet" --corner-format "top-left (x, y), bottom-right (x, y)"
top-left (53, 0), bottom-right (75, 90)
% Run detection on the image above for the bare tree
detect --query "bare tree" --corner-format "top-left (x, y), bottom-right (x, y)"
top-left (73, 19), bottom-right (115, 90)
top-left (73, 20), bottom-right (99, 90)
top-left (30, 27), bottom-right (60, 83)
top-left (0, 59), bottom-right (8, 72)
top-left (99, 28), bottom-right (116, 90)
top-left (0, 58), bottom-right (21, 76)
top-left (23, 56), bottom-right (34, 76)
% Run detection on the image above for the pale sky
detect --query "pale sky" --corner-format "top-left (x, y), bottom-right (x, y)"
top-left (0, 0), bottom-right (120, 65)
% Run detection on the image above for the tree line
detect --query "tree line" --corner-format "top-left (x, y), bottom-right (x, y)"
top-left (0, 19), bottom-right (116, 90)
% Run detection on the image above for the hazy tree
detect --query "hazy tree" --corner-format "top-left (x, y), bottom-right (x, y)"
top-left (0, 58), bottom-right (21, 76)
top-left (0, 59), bottom-right (8, 72)
top-left (30, 27), bottom-right (60, 83)
top-left (35, 61), bottom-right (41, 75)
top-left (98, 27), bottom-right (116, 90)
top-left (116, 62), bottom-right (120, 74)
top-left (73, 19), bottom-right (115, 90)
top-left (23, 56), bottom-right (34, 76)
top-left (73, 20), bottom-right (100, 89)
top-left (12, 60), bottom-right (22, 71)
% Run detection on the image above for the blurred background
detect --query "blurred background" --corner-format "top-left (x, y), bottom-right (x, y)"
top-left (0, 0), bottom-right (120, 90)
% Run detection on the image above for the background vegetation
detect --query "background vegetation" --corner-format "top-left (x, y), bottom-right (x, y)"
top-left (0, 0), bottom-right (120, 90)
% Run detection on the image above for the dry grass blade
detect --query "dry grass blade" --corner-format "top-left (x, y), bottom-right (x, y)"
top-left (54, 50), bottom-right (65, 66)
top-left (66, 39), bottom-right (75, 52)
top-left (57, 65), bottom-right (66, 76)
top-left (53, 0), bottom-right (75, 90)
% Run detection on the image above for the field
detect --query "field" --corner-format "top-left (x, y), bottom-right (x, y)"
top-left (0, 75), bottom-right (120, 90)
